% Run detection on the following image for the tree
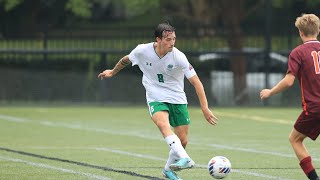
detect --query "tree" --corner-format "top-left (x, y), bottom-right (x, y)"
top-left (0, 0), bottom-right (113, 37)
top-left (0, 0), bottom-right (65, 37)
top-left (158, 0), bottom-right (320, 104)
top-left (1, 0), bottom-right (319, 104)
top-left (0, 0), bottom-right (160, 37)
top-left (159, 0), bottom-right (267, 104)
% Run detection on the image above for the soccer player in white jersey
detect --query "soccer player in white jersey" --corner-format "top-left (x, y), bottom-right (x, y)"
top-left (98, 23), bottom-right (218, 180)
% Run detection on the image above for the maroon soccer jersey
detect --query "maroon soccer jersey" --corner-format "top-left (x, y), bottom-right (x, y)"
top-left (287, 40), bottom-right (320, 114)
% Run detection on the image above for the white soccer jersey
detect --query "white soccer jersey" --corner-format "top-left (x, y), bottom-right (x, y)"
top-left (128, 42), bottom-right (196, 104)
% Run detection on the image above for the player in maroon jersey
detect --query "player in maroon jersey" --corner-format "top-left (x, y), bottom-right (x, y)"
top-left (260, 14), bottom-right (320, 180)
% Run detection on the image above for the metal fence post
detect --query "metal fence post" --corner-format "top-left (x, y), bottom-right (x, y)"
top-left (99, 52), bottom-right (108, 103)
top-left (263, 0), bottom-right (272, 106)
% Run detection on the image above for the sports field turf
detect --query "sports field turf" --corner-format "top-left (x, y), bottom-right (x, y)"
top-left (0, 106), bottom-right (318, 180)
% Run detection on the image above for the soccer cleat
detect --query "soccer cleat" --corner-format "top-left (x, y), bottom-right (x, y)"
top-left (169, 158), bottom-right (195, 171)
top-left (162, 169), bottom-right (183, 180)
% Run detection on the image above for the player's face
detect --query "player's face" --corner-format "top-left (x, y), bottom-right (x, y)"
top-left (160, 31), bottom-right (176, 52)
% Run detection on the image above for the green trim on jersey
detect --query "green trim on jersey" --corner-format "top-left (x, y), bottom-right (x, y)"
top-left (148, 102), bottom-right (190, 127)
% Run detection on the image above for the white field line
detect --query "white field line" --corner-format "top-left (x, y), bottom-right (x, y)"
top-left (93, 147), bottom-right (295, 180)
top-left (197, 164), bottom-right (294, 180)
top-left (23, 146), bottom-right (296, 180)
top-left (0, 156), bottom-right (112, 180)
top-left (0, 114), bottom-right (301, 180)
top-left (0, 114), bottom-right (299, 158)
top-left (215, 111), bottom-right (294, 125)
top-left (0, 114), bottom-right (303, 159)
top-left (208, 144), bottom-right (296, 158)
top-left (0, 115), bottom-right (28, 122)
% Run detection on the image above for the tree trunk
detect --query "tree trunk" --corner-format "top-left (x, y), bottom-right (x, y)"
top-left (221, 0), bottom-right (248, 105)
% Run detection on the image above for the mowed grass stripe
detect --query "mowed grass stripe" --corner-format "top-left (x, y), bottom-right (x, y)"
top-left (0, 107), bottom-right (307, 180)
top-left (0, 114), bottom-right (303, 160)
top-left (0, 155), bottom-right (112, 180)
top-left (218, 112), bottom-right (293, 125)
top-left (93, 147), bottom-right (295, 180)
top-left (10, 146), bottom-right (296, 180)
top-left (0, 147), bottom-right (163, 180)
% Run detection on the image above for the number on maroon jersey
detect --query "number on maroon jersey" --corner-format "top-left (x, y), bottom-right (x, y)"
top-left (311, 51), bottom-right (320, 74)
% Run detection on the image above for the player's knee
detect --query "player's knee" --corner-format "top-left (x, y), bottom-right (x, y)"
top-left (288, 134), bottom-right (294, 144)
top-left (288, 133), bottom-right (302, 144)
top-left (155, 120), bottom-right (167, 128)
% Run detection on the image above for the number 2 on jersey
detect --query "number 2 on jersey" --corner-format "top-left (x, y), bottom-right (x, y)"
top-left (311, 51), bottom-right (320, 74)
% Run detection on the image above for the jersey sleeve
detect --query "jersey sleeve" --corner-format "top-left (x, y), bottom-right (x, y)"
top-left (128, 44), bottom-right (143, 66)
top-left (179, 52), bottom-right (196, 79)
top-left (287, 49), bottom-right (301, 77)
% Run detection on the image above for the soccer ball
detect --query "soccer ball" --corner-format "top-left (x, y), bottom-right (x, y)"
top-left (208, 156), bottom-right (231, 179)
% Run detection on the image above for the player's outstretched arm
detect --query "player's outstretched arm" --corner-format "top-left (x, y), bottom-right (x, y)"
top-left (188, 75), bottom-right (218, 126)
top-left (260, 73), bottom-right (295, 100)
top-left (98, 55), bottom-right (131, 80)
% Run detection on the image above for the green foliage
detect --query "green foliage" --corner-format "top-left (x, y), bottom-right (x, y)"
top-left (0, 0), bottom-right (96, 18)
top-left (0, 0), bottom-right (159, 19)
top-left (272, 0), bottom-right (288, 8)
top-left (65, 0), bottom-right (92, 18)
top-left (306, 1), bottom-right (320, 8)
top-left (119, 0), bottom-right (159, 17)
top-left (0, 0), bottom-right (23, 11)
top-left (272, 0), bottom-right (320, 9)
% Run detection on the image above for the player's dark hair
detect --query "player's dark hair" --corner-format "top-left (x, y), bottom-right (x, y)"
top-left (154, 22), bottom-right (175, 39)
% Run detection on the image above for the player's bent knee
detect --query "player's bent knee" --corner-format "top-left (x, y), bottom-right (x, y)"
top-left (289, 133), bottom-right (303, 144)
top-left (288, 135), bottom-right (294, 144)
top-left (155, 120), bottom-right (169, 129)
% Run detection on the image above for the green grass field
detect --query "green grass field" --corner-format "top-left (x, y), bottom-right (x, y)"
top-left (0, 106), bottom-right (318, 180)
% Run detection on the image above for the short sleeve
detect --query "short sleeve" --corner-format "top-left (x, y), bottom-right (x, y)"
top-left (179, 52), bottom-right (196, 79)
top-left (287, 49), bottom-right (301, 77)
top-left (128, 44), bottom-right (143, 66)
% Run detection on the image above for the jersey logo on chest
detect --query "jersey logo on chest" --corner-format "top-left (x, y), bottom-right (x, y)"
top-left (167, 64), bottom-right (174, 71)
